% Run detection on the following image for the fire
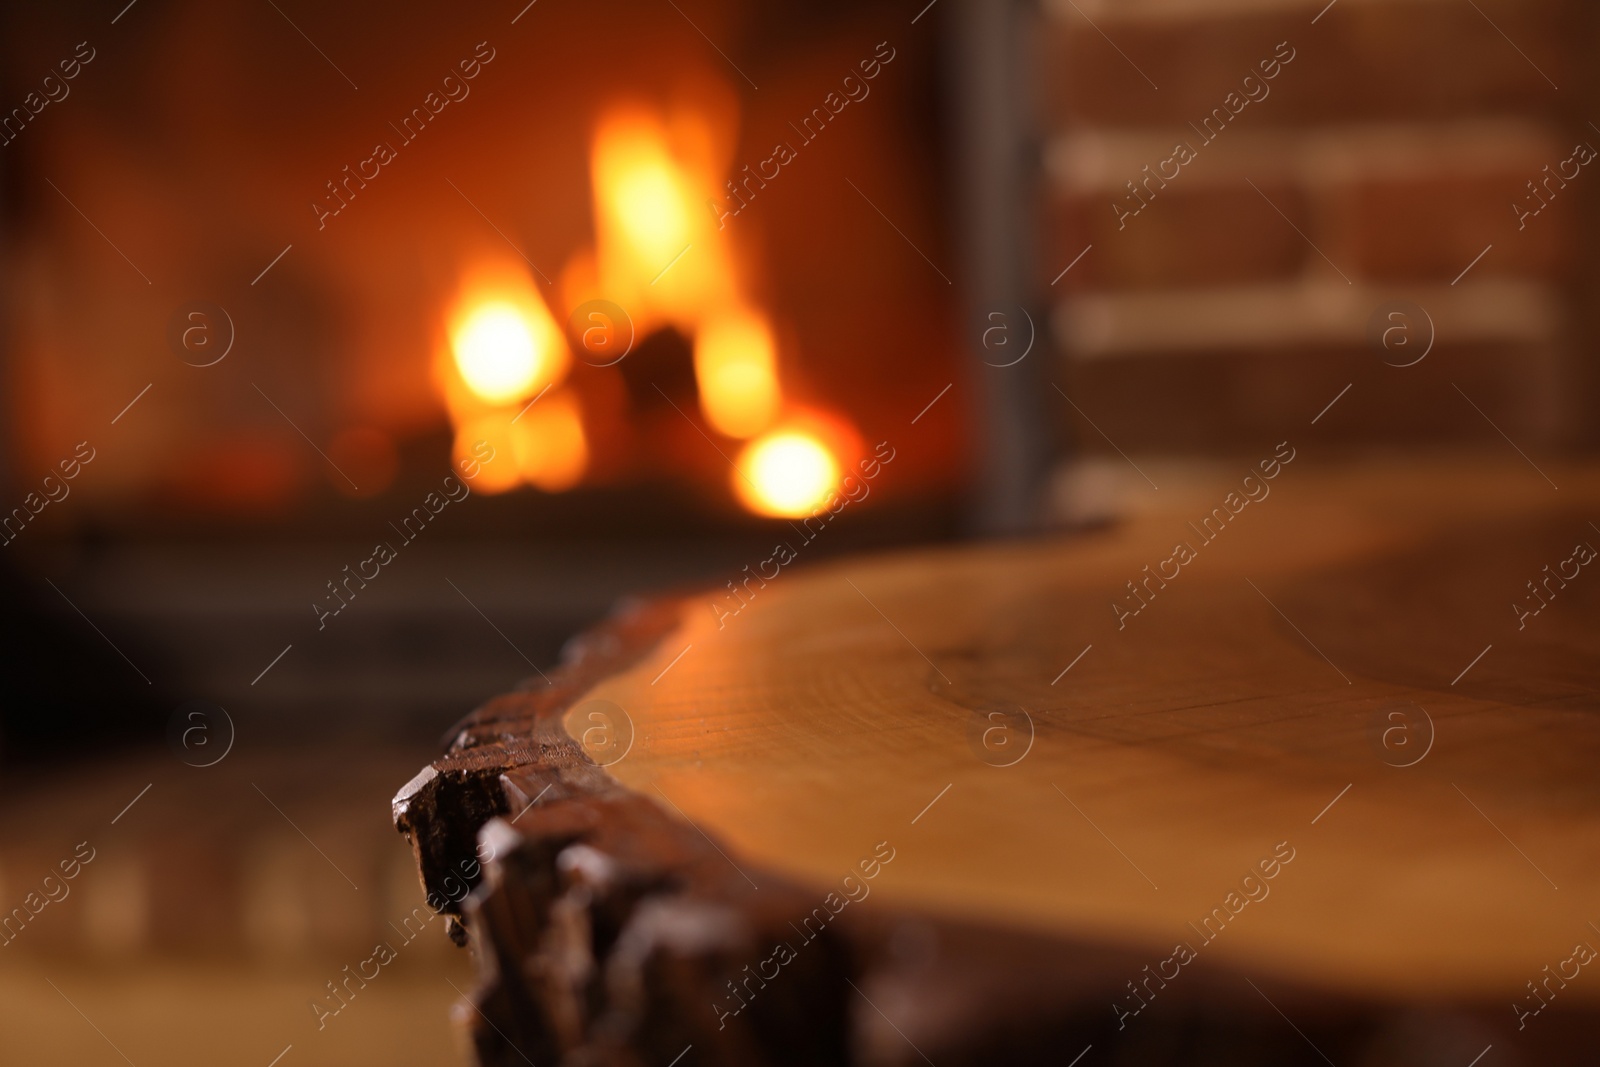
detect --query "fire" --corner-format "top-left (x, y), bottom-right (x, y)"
top-left (611, 155), bottom-right (689, 262)
top-left (734, 429), bottom-right (841, 518)
top-left (439, 261), bottom-right (586, 495)
top-left (452, 303), bottom-right (541, 405)
top-left (590, 106), bottom-right (737, 333)
top-left (511, 390), bottom-right (588, 492)
top-left (448, 267), bottom-right (568, 406)
top-left (452, 414), bottom-right (521, 496)
top-left (694, 307), bottom-right (780, 439)
top-left (431, 101), bottom-right (862, 517)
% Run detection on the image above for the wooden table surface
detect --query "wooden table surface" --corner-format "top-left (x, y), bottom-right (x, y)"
top-left (398, 455), bottom-right (1600, 1065)
top-left (585, 456), bottom-right (1599, 1001)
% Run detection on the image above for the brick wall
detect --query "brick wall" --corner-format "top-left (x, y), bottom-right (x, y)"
top-left (1034, 0), bottom-right (1596, 450)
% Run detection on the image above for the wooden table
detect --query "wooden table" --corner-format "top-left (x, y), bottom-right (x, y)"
top-left (395, 456), bottom-right (1600, 1065)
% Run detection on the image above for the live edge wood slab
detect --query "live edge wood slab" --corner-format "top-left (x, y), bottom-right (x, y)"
top-left (394, 457), bottom-right (1600, 1066)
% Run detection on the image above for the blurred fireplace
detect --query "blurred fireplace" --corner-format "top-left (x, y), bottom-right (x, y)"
top-left (5, 0), bottom-right (1599, 750)
top-left (0, 0), bottom-right (962, 535)
top-left (0, 0), bottom-right (963, 748)
top-left (6, 0), bottom-right (1598, 541)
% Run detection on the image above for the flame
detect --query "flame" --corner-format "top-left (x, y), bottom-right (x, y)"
top-left (448, 265), bottom-right (568, 406)
top-left (428, 100), bottom-right (861, 518)
top-left (452, 414), bottom-right (522, 496)
top-left (452, 303), bottom-right (541, 404)
top-left (511, 389), bottom-right (589, 492)
top-left (438, 260), bottom-right (588, 496)
top-left (734, 429), bottom-right (841, 518)
top-left (559, 248), bottom-right (602, 322)
top-left (613, 158), bottom-right (689, 262)
top-left (591, 106), bottom-right (737, 333)
top-left (694, 307), bottom-right (780, 439)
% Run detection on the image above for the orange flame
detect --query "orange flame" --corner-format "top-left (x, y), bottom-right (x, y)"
top-left (734, 427), bottom-right (843, 518)
top-left (439, 260), bottom-right (587, 494)
top-left (445, 262), bottom-right (568, 408)
top-left (431, 101), bottom-right (862, 514)
top-left (694, 306), bottom-right (780, 439)
top-left (590, 106), bottom-right (738, 334)
top-left (511, 389), bottom-right (589, 492)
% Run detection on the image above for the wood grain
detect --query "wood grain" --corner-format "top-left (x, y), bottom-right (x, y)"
top-left (396, 456), bottom-right (1600, 1064)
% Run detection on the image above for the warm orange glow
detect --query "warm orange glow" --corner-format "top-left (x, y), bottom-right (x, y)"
top-left (453, 303), bottom-right (538, 403)
top-left (448, 266), bottom-right (568, 406)
top-left (559, 248), bottom-right (602, 321)
top-left (590, 106), bottom-right (739, 332)
top-left (734, 430), bottom-right (841, 517)
top-left (694, 308), bottom-right (781, 438)
top-left (453, 415), bottom-right (521, 495)
top-left (619, 163), bottom-right (689, 261)
top-left (510, 389), bottom-right (589, 492)
top-left (593, 111), bottom-right (696, 263)
top-left (326, 426), bottom-right (399, 499)
top-left (428, 97), bottom-right (818, 509)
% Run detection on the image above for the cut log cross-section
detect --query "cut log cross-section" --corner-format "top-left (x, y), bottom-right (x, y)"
top-left (394, 458), bottom-right (1600, 1065)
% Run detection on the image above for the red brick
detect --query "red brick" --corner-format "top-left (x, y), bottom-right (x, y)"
top-left (1039, 3), bottom-right (1578, 128)
top-left (1043, 183), bottom-right (1310, 291)
top-left (1332, 171), bottom-right (1578, 282)
top-left (1060, 342), bottom-right (1562, 452)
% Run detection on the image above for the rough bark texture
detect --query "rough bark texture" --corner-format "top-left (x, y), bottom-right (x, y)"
top-left (396, 460), bottom-right (1600, 1065)
top-left (394, 595), bottom-right (1597, 1066)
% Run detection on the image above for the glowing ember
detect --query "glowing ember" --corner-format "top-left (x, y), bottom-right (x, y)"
top-left (734, 430), bottom-right (840, 517)
top-left (694, 307), bottom-right (780, 439)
